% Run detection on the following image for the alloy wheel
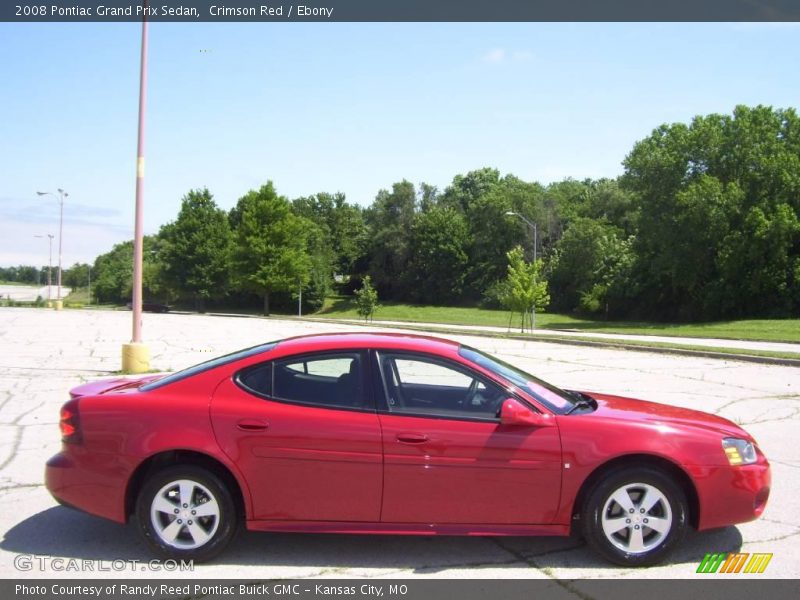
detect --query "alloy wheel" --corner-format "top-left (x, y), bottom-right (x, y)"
top-left (150, 479), bottom-right (221, 549)
top-left (600, 482), bottom-right (673, 554)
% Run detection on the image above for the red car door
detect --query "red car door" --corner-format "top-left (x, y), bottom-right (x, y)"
top-left (375, 352), bottom-right (562, 524)
top-left (210, 351), bottom-right (383, 522)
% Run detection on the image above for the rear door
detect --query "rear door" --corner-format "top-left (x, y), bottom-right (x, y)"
top-left (210, 350), bottom-right (383, 522)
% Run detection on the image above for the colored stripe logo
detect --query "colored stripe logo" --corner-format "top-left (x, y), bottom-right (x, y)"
top-left (696, 552), bottom-right (772, 574)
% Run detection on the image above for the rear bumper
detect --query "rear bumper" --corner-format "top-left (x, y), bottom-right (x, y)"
top-left (45, 450), bottom-right (129, 524)
top-left (688, 461), bottom-right (771, 531)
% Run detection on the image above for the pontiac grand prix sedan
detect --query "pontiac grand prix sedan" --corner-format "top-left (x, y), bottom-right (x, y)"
top-left (45, 333), bottom-right (770, 566)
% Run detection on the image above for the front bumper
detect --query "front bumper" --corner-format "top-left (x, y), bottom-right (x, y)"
top-left (688, 461), bottom-right (771, 531)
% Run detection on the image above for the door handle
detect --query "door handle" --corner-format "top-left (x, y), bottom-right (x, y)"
top-left (236, 419), bottom-right (269, 432)
top-left (396, 433), bottom-right (428, 444)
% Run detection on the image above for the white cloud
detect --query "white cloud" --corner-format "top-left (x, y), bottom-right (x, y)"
top-left (482, 48), bottom-right (506, 63)
top-left (481, 48), bottom-right (534, 65)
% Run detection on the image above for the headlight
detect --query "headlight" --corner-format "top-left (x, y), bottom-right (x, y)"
top-left (722, 437), bottom-right (757, 465)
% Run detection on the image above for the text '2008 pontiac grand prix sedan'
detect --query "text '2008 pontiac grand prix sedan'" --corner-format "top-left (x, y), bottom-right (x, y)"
top-left (45, 333), bottom-right (770, 566)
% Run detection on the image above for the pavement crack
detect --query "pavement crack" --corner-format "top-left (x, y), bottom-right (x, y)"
top-left (767, 459), bottom-right (800, 470)
top-left (489, 538), bottom-right (597, 600)
top-left (0, 482), bottom-right (44, 492)
top-left (0, 427), bottom-right (22, 471)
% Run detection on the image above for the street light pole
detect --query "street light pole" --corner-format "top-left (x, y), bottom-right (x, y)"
top-left (122, 0), bottom-right (152, 373)
top-left (36, 190), bottom-right (67, 305)
top-left (505, 211), bottom-right (537, 263)
top-left (33, 234), bottom-right (54, 303)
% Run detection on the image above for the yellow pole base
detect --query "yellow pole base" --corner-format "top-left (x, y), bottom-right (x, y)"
top-left (53, 300), bottom-right (63, 311)
top-left (122, 342), bottom-right (151, 374)
top-left (46, 301), bottom-right (53, 309)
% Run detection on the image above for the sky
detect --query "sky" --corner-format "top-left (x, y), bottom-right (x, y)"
top-left (1, 21), bottom-right (799, 267)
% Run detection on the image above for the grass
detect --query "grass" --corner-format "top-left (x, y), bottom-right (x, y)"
top-left (311, 316), bottom-right (800, 361)
top-left (64, 287), bottom-right (91, 305)
top-left (315, 296), bottom-right (800, 344)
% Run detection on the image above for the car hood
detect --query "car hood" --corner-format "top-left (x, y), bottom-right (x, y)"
top-left (583, 391), bottom-right (751, 440)
top-left (69, 374), bottom-right (161, 398)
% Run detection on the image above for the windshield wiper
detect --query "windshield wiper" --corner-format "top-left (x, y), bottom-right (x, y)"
top-left (565, 391), bottom-right (594, 415)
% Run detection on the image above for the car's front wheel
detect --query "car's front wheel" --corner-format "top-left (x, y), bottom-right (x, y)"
top-left (581, 466), bottom-right (688, 566)
top-left (136, 465), bottom-right (237, 562)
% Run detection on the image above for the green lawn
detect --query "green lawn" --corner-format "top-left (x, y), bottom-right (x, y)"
top-left (315, 296), bottom-right (800, 344)
top-left (64, 287), bottom-right (90, 305)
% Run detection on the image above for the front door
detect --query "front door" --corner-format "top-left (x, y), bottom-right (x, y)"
top-left (374, 352), bottom-right (562, 524)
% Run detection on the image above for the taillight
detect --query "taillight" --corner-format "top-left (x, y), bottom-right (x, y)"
top-left (59, 399), bottom-right (82, 444)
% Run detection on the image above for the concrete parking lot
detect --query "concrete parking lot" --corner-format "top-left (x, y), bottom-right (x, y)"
top-left (0, 308), bottom-right (798, 579)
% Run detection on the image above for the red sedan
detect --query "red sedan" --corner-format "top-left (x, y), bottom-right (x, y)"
top-left (45, 333), bottom-right (770, 566)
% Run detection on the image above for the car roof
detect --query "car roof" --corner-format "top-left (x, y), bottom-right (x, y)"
top-left (274, 331), bottom-right (462, 355)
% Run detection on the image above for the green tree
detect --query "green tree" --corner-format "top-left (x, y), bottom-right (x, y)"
top-left (159, 189), bottom-right (232, 311)
top-left (576, 234), bottom-right (636, 318)
top-left (2, 265), bottom-right (40, 284)
top-left (354, 275), bottom-right (379, 322)
top-left (405, 206), bottom-right (469, 304)
top-left (364, 180), bottom-right (417, 298)
top-left (92, 236), bottom-right (162, 304)
top-left (501, 246), bottom-right (550, 332)
top-left (622, 105), bottom-right (800, 319)
top-left (230, 182), bottom-right (312, 315)
top-left (300, 219), bottom-right (334, 313)
top-left (292, 192), bottom-right (367, 277)
top-left (441, 167), bottom-right (503, 213)
top-left (461, 174), bottom-right (540, 298)
top-left (62, 263), bottom-right (91, 289)
top-left (548, 218), bottom-right (632, 313)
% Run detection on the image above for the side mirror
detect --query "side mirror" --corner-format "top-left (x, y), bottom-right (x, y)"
top-left (500, 398), bottom-right (553, 427)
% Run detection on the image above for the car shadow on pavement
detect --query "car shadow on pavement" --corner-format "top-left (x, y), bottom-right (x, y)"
top-left (2, 507), bottom-right (743, 575)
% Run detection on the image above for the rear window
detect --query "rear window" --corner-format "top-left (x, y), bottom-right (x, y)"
top-left (140, 342), bottom-right (278, 391)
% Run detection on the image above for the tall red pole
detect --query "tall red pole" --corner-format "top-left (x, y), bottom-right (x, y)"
top-left (132, 5), bottom-right (148, 343)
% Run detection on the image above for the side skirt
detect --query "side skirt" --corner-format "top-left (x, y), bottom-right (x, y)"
top-left (245, 520), bottom-right (570, 536)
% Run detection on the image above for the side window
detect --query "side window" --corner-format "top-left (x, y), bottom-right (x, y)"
top-left (378, 353), bottom-right (505, 420)
top-left (273, 352), bottom-right (365, 410)
top-left (237, 362), bottom-right (272, 397)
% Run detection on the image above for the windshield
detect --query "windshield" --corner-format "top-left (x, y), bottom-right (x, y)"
top-left (458, 345), bottom-right (575, 414)
top-left (140, 341), bottom-right (279, 391)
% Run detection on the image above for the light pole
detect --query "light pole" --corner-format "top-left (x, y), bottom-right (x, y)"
top-left (33, 234), bottom-right (54, 303)
top-left (122, 0), bottom-right (151, 373)
top-left (36, 189), bottom-right (67, 306)
top-left (298, 280), bottom-right (303, 317)
top-left (505, 211), bottom-right (537, 263)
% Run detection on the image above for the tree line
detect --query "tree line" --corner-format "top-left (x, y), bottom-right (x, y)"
top-left (8, 105), bottom-right (799, 321)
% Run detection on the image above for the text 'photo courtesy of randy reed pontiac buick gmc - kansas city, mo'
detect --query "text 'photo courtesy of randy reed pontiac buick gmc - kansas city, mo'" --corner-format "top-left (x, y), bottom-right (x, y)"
top-left (45, 332), bottom-right (771, 566)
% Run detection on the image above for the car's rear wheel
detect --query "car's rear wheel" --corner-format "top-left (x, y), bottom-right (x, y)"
top-left (581, 466), bottom-right (688, 566)
top-left (136, 465), bottom-right (237, 562)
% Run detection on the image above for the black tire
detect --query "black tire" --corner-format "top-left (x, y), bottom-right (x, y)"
top-left (581, 466), bottom-right (688, 566)
top-left (136, 465), bottom-right (238, 562)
